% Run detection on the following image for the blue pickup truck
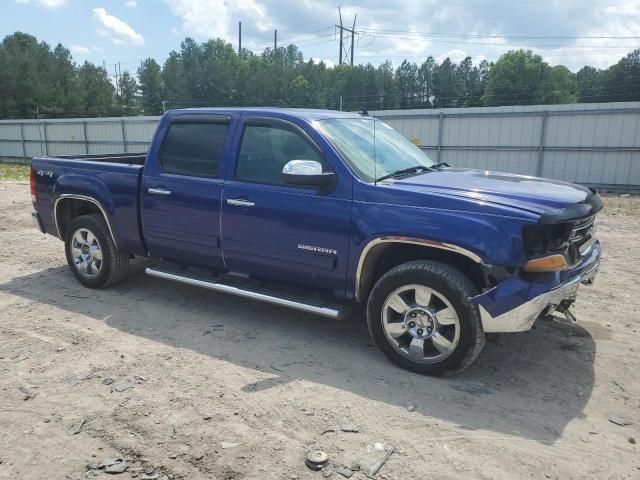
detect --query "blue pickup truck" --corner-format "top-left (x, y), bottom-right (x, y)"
top-left (30, 108), bottom-right (602, 375)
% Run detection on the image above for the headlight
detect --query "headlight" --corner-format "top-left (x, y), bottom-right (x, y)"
top-left (522, 223), bottom-right (573, 272)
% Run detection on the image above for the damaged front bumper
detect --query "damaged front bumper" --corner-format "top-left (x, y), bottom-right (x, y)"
top-left (472, 240), bottom-right (601, 333)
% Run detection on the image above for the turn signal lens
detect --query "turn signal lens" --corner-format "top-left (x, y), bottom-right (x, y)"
top-left (523, 254), bottom-right (569, 272)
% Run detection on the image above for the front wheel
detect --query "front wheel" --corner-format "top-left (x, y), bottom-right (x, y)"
top-left (64, 214), bottom-right (129, 288)
top-left (366, 260), bottom-right (485, 375)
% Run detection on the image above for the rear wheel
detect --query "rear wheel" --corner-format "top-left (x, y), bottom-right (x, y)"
top-left (366, 260), bottom-right (485, 375)
top-left (64, 214), bottom-right (129, 288)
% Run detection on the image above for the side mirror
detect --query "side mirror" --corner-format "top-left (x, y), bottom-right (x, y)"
top-left (282, 160), bottom-right (335, 187)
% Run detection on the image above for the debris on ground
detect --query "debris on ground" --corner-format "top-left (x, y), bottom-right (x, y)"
top-left (305, 450), bottom-right (329, 471)
top-left (104, 458), bottom-right (129, 474)
top-left (336, 465), bottom-right (354, 478)
top-left (340, 424), bottom-right (359, 433)
top-left (367, 445), bottom-right (395, 479)
top-left (102, 378), bottom-right (115, 385)
top-left (19, 386), bottom-right (37, 401)
top-left (373, 442), bottom-right (386, 452)
top-left (405, 401), bottom-right (416, 412)
top-left (70, 416), bottom-right (87, 435)
top-left (88, 458), bottom-right (129, 475)
top-left (220, 441), bottom-right (240, 449)
top-left (608, 416), bottom-right (633, 426)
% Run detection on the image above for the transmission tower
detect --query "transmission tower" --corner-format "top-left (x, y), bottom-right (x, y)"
top-left (336, 7), bottom-right (357, 66)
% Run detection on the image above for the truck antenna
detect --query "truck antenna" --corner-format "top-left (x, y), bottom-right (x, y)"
top-left (373, 110), bottom-right (377, 185)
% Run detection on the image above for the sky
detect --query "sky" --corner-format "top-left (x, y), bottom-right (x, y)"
top-left (2, 0), bottom-right (639, 77)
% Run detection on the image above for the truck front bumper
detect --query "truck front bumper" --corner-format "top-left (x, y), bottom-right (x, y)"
top-left (472, 240), bottom-right (601, 333)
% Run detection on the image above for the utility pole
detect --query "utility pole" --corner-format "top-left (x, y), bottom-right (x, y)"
top-left (274, 29), bottom-right (278, 52)
top-left (336, 7), bottom-right (356, 66)
top-left (114, 64), bottom-right (120, 96)
top-left (351, 15), bottom-right (356, 66)
top-left (238, 21), bottom-right (242, 54)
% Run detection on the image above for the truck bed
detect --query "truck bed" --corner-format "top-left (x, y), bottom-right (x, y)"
top-left (31, 153), bottom-right (146, 256)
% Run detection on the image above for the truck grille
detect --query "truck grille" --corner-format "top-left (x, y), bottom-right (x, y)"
top-left (569, 215), bottom-right (597, 257)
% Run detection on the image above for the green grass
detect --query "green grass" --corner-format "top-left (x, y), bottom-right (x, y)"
top-left (0, 162), bottom-right (30, 181)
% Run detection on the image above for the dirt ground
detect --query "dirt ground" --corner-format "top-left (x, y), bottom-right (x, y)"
top-left (0, 181), bottom-right (638, 480)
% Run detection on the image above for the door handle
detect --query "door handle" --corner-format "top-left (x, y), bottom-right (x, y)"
top-left (226, 198), bottom-right (255, 207)
top-left (148, 188), bottom-right (172, 195)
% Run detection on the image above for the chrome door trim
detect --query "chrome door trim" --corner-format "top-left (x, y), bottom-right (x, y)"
top-left (355, 236), bottom-right (483, 301)
top-left (226, 198), bottom-right (256, 207)
top-left (147, 188), bottom-right (172, 195)
top-left (53, 194), bottom-right (119, 249)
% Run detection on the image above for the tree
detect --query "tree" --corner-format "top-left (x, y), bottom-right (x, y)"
top-left (544, 65), bottom-right (577, 104)
top-left (432, 58), bottom-right (464, 108)
top-left (77, 62), bottom-right (115, 115)
top-left (599, 49), bottom-right (640, 102)
top-left (1, 30), bottom-right (639, 120)
top-left (117, 71), bottom-right (140, 115)
top-left (396, 60), bottom-right (419, 108)
top-left (138, 58), bottom-right (164, 115)
top-left (417, 57), bottom-right (436, 107)
top-left (482, 50), bottom-right (550, 106)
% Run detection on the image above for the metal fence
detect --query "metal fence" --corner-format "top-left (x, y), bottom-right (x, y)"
top-left (373, 102), bottom-right (640, 192)
top-left (1, 102), bottom-right (639, 191)
top-left (0, 116), bottom-right (160, 160)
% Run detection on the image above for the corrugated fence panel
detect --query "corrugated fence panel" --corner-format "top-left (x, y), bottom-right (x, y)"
top-left (440, 149), bottom-right (539, 176)
top-left (1, 103), bottom-right (639, 190)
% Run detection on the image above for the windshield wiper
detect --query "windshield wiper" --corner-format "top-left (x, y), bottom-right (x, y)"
top-left (375, 166), bottom-right (430, 182)
top-left (430, 162), bottom-right (450, 169)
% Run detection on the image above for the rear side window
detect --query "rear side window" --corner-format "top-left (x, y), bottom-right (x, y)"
top-left (160, 122), bottom-right (228, 177)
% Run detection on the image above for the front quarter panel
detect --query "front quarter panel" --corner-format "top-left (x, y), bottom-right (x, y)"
top-left (348, 184), bottom-right (537, 299)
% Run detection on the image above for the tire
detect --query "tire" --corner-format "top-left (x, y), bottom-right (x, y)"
top-left (64, 213), bottom-right (129, 288)
top-left (366, 260), bottom-right (485, 376)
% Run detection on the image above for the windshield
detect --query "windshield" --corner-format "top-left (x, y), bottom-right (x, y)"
top-left (315, 118), bottom-right (435, 182)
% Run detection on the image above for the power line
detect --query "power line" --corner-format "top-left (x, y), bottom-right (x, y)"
top-left (359, 27), bottom-right (640, 41)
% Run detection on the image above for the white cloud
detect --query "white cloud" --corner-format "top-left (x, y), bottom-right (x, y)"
top-left (124, 0), bottom-right (137, 7)
top-left (436, 49), bottom-right (468, 64)
top-left (70, 45), bottom-right (90, 55)
top-left (15, 0), bottom-right (67, 7)
top-left (70, 45), bottom-right (104, 56)
top-left (164, 0), bottom-right (270, 42)
top-left (311, 57), bottom-right (335, 68)
top-left (93, 7), bottom-right (144, 46)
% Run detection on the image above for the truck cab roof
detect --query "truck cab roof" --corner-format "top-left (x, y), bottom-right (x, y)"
top-left (169, 107), bottom-right (364, 122)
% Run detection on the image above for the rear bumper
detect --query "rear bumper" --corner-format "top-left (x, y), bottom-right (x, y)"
top-left (472, 240), bottom-right (601, 333)
top-left (32, 211), bottom-right (45, 234)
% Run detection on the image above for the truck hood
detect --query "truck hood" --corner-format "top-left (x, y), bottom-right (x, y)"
top-left (389, 168), bottom-right (594, 216)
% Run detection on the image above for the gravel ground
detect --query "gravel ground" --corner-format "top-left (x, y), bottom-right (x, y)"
top-left (0, 181), bottom-right (639, 480)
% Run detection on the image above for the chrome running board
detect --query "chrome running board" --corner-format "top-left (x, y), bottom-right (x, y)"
top-left (145, 267), bottom-right (342, 319)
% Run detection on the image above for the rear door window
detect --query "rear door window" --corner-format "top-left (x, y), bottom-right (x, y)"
top-left (160, 121), bottom-right (228, 177)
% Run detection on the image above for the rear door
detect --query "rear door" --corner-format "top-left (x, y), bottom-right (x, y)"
top-left (141, 114), bottom-right (232, 268)
top-left (220, 116), bottom-right (352, 295)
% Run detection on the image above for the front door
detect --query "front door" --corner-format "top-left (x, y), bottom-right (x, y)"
top-left (141, 114), bottom-right (232, 269)
top-left (221, 117), bottom-right (351, 295)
